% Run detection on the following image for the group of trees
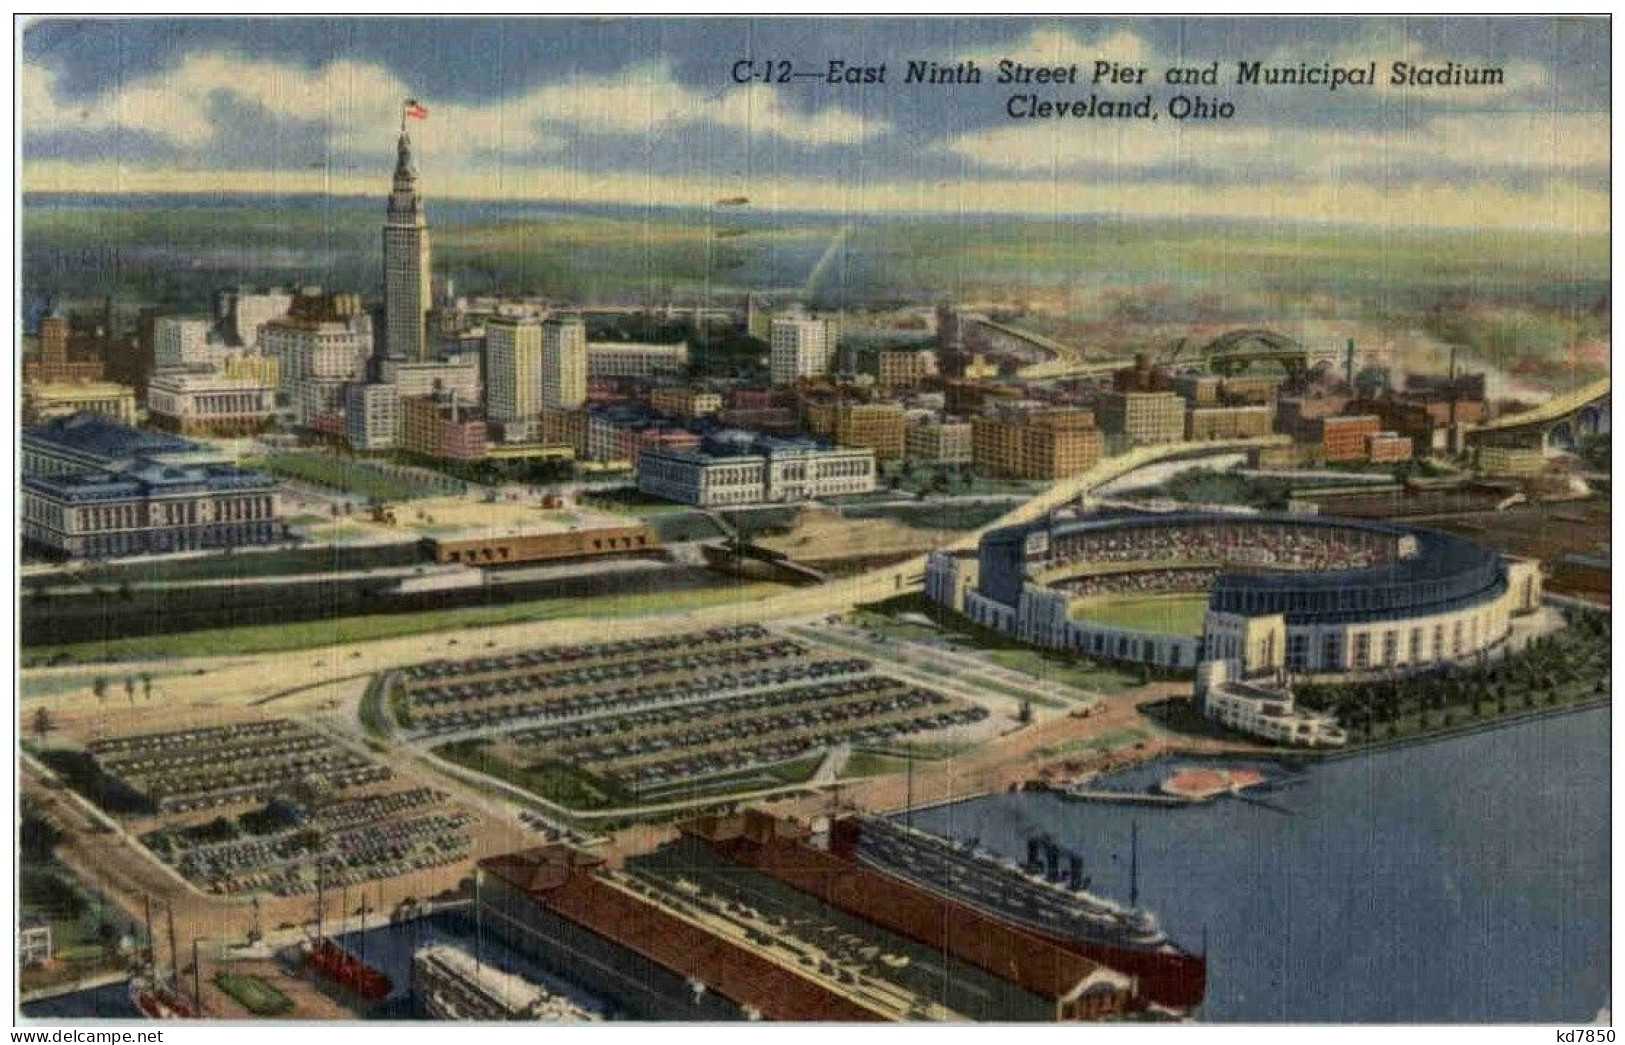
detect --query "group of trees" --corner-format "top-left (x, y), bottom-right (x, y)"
top-left (83, 672), bottom-right (156, 710)
top-left (1297, 610), bottom-right (1610, 743)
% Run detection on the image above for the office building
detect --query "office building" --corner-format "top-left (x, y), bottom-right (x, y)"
top-left (971, 407), bottom-right (1103, 480)
top-left (1186, 404), bottom-right (1275, 442)
top-left (399, 392), bottom-right (487, 462)
top-left (770, 317), bottom-right (837, 386)
top-left (24, 313), bottom-right (105, 385)
top-left (153, 315), bottom-right (226, 370)
top-left (543, 317), bottom-right (589, 409)
top-left (486, 316), bottom-right (545, 421)
top-left (384, 131), bottom-right (433, 360)
top-left (1314, 414), bottom-right (1382, 463)
top-left (905, 418), bottom-right (974, 464)
top-left (1096, 390), bottom-right (1185, 449)
top-left (1366, 431), bottom-right (1414, 463)
top-left (877, 348), bottom-right (938, 390)
top-left (263, 296), bottom-right (373, 426)
top-left (346, 382), bottom-right (402, 451)
top-left (584, 341), bottom-right (689, 379)
top-left (649, 387), bottom-right (723, 421)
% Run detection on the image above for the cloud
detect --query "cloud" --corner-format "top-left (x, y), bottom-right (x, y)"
top-left (20, 50), bottom-right (887, 167)
top-left (942, 111), bottom-right (1608, 186)
top-left (946, 25), bottom-right (1154, 69)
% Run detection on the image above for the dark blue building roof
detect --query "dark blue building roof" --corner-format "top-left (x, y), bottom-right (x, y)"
top-left (22, 464), bottom-right (274, 504)
top-left (23, 412), bottom-right (200, 463)
top-left (978, 511), bottom-right (1507, 627)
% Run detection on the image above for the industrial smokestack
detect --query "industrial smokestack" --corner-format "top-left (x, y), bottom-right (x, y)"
top-left (1068, 852), bottom-right (1084, 891)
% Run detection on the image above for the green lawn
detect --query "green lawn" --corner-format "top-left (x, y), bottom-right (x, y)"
top-left (28, 582), bottom-right (786, 665)
top-left (256, 452), bottom-right (448, 502)
top-left (1037, 728), bottom-right (1152, 759)
top-left (435, 741), bottom-right (632, 811)
top-left (981, 648), bottom-right (1145, 695)
top-left (213, 973), bottom-right (294, 1017)
top-left (1071, 593), bottom-right (1210, 637)
top-left (634, 753), bottom-right (826, 802)
top-left (840, 751), bottom-right (912, 779)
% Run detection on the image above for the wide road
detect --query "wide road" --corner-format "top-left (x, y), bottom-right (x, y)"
top-left (19, 437), bottom-right (1286, 707)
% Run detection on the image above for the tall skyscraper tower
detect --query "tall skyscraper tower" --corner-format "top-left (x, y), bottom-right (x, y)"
top-left (486, 316), bottom-right (545, 421)
top-left (540, 316), bottom-right (588, 409)
top-left (384, 131), bottom-right (432, 361)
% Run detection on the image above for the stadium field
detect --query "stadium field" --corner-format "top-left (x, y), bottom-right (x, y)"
top-left (1071, 593), bottom-right (1209, 636)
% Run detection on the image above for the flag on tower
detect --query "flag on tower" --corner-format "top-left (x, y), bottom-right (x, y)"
top-left (404, 99), bottom-right (429, 120)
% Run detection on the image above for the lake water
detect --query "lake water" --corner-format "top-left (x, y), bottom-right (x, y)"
top-left (908, 706), bottom-right (1612, 1023)
top-left (25, 708), bottom-right (1611, 1023)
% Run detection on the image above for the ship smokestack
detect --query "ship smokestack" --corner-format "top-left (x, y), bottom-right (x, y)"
top-left (1026, 836), bottom-right (1043, 871)
top-left (1044, 839), bottom-right (1061, 882)
top-left (1068, 852), bottom-right (1084, 891)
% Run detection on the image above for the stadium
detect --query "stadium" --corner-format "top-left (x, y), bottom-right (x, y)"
top-left (926, 512), bottom-right (1543, 681)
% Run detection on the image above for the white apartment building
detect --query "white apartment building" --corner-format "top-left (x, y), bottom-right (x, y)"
top-left (345, 382), bottom-right (402, 451)
top-left (263, 314), bottom-right (372, 424)
top-left (377, 355), bottom-right (481, 402)
top-left (542, 317), bottom-right (588, 409)
top-left (154, 315), bottom-right (229, 370)
top-left (769, 317), bottom-right (837, 386)
top-left (485, 317), bottom-right (544, 421)
top-left (585, 340), bottom-right (689, 379)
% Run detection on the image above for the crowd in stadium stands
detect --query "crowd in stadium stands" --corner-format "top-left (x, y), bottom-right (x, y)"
top-left (1045, 523), bottom-right (1396, 575)
top-left (1054, 568), bottom-right (1220, 600)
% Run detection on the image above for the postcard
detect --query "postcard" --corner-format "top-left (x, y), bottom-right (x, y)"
top-left (14, 15), bottom-right (1611, 1028)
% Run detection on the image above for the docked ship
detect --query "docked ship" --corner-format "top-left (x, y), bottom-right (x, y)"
top-left (128, 975), bottom-right (197, 1019)
top-left (832, 815), bottom-right (1206, 1010)
top-left (411, 943), bottom-right (599, 1021)
top-left (303, 936), bottom-right (392, 1001)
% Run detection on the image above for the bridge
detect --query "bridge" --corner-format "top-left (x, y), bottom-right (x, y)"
top-left (962, 317), bottom-right (1132, 380)
top-left (1467, 377), bottom-right (1611, 453)
top-left (1165, 329), bottom-right (1347, 378)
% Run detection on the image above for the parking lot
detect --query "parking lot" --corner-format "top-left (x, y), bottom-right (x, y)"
top-left (84, 719), bottom-right (478, 897)
top-left (394, 624), bottom-right (988, 806)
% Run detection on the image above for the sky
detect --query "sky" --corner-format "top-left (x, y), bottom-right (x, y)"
top-left (19, 16), bottom-right (1611, 231)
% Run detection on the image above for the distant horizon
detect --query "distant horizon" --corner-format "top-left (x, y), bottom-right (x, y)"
top-left (19, 186), bottom-right (1613, 241)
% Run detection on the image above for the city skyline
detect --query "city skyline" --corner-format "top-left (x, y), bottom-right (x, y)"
top-left (20, 16), bottom-right (1609, 231)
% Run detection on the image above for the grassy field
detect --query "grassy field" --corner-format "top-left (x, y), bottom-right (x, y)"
top-left (26, 582), bottom-right (785, 665)
top-left (852, 595), bottom-right (1150, 693)
top-left (256, 453), bottom-right (451, 502)
top-left (633, 753), bottom-right (826, 803)
top-left (435, 741), bottom-right (632, 811)
top-left (1037, 728), bottom-right (1153, 760)
top-left (212, 973), bottom-right (294, 1017)
top-left (1071, 593), bottom-right (1211, 636)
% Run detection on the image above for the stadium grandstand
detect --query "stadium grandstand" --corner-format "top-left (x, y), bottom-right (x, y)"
top-left (926, 512), bottom-right (1543, 681)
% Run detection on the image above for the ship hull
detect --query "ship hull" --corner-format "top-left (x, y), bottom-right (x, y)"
top-left (832, 818), bottom-right (1207, 1011)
